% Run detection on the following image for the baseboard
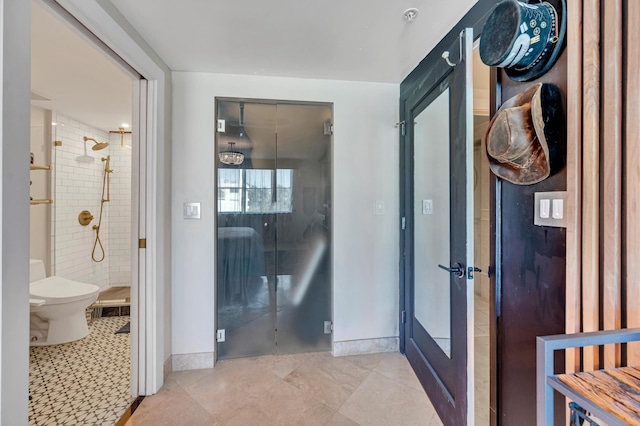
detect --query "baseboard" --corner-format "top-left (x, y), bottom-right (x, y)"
top-left (171, 352), bottom-right (214, 371)
top-left (163, 355), bottom-right (172, 380)
top-left (332, 337), bottom-right (399, 357)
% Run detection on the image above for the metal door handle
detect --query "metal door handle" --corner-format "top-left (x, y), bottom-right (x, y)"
top-left (438, 263), bottom-right (465, 278)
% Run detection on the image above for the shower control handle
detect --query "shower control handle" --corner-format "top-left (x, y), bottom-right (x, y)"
top-left (78, 210), bottom-right (94, 226)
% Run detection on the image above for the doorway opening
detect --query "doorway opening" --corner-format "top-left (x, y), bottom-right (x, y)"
top-left (29, 1), bottom-right (141, 423)
top-left (215, 99), bottom-right (333, 360)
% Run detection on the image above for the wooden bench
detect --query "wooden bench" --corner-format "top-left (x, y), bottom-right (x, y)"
top-left (537, 328), bottom-right (640, 425)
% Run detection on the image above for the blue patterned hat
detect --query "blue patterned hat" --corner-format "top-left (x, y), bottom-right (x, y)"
top-left (479, 0), bottom-right (566, 82)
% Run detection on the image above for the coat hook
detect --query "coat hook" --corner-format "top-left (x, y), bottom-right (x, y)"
top-left (442, 31), bottom-right (464, 67)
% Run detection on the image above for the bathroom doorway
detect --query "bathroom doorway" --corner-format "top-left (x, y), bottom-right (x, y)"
top-left (29, 1), bottom-right (140, 423)
top-left (215, 99), bottom-right (332, 360)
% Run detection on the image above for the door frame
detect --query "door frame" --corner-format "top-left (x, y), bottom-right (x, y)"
top-left (38, 0), bottom-right (171, 396)
top-left (399, 1), bottom-right (497, 424)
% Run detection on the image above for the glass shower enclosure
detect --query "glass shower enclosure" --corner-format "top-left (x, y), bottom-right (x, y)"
top-left (216, 99), bottom-right (332, 359)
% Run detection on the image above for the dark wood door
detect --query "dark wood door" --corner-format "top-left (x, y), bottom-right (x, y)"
top-left (401, 28), bottom-right (475, 425)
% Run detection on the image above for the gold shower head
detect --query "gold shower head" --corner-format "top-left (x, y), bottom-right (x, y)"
top-left (83, 136), bottom-right (109, 151)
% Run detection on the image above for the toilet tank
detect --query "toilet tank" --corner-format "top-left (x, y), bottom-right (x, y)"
top-left (29, 259), bottom-right (46, 282)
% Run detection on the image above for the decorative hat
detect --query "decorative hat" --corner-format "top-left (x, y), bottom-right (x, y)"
top-left (485, 83), bottom-right (564, 185)
top-left (479, 0), bottom-right (566, 82)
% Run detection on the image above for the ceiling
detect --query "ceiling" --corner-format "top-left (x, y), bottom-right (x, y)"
top-left (30, 0), bottom-right (479, 132)
top-left (110, 0), bottom-right (477, 83)
top-left (31, 1), bottom-right (132, 132)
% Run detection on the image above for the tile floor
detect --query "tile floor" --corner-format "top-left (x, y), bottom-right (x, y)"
top-left (126, 296), bottom-right (491, 426)
top-left (29, 315), bottom-right (132, 425)
top-left (27, 291), bottom-right (490, 425)
top-left (127, 351), bottom-right (442, 426)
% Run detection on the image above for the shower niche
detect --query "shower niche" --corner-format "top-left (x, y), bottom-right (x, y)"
top-left (216, 99), bottom-right (332, 359)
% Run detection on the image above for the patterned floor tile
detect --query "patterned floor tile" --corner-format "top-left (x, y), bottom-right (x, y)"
top-left (29, 316), bottom-right (132, 425)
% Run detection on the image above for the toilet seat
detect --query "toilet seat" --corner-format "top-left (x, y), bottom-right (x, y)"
top-left (30, 277), bottom-right (99, 305)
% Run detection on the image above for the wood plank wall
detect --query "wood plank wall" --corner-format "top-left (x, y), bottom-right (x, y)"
top-left (626, 0), bottom-right (640, 365)
top-left (567, 0), bottom-right (640, 372)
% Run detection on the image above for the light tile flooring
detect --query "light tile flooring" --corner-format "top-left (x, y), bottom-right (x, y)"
top-left (127, 351), bottom-right (442, 426)
top-left (127, 296), bottom-right (491, 426)
top-left (29, 315), bottom-right (132, 425)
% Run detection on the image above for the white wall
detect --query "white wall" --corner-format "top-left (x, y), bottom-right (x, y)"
top-left (1, 1), bottom-right (31, 423)
top-left (107, 132), bottom-right (132, 287)
top-left (171, 72), bottom-right (399, 356)
top-left (51, 114), bottom-right (111, 288)
top-left (49, 114), bottom-right (132, 289)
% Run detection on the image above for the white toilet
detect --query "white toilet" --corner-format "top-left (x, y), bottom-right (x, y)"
top-left (29, 259), bottom-right (100, 346)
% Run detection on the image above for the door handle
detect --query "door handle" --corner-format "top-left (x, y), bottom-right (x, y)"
top-left (438, 263), bottom-right (465, 278)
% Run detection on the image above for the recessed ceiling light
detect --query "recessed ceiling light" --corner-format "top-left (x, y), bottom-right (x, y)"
top-left (403, 8), bottom-right (419, 23)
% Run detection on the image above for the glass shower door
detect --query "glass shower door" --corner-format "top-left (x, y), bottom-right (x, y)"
top-left (274, 103), bottom-right (332, 354)
top-left (216, 100), bottom-right (332, 359)
top-left (216, 101), bottom-right (277, 359)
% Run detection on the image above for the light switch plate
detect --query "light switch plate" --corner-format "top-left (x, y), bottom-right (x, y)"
top-left (422, 199), bottom-right (433, 215)
top-left (184, 202), bottom-right (201, 219)
top-left (534, 192), bottom-right (567, 227)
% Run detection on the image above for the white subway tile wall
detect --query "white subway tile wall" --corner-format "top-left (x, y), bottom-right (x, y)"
top-left (50, 114), bottom-right (131, 290)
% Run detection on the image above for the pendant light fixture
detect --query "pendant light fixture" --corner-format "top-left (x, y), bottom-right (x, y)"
top-left (218, 142), bottom-right (244, 165)
top-left (218, 102), bottom-right (246, 166)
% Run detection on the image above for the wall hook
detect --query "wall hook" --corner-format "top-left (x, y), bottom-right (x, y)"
top-left (442, 31), bottom-right (464, 67)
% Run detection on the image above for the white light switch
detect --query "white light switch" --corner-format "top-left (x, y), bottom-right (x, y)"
top-left (534, 191), bottom-right (567, 228)
top-left (184, 202), bottom-right (201, 219)
top-left (540, 199), bottom-right (550, 218)
top-left (552, 199), bottom-right (563, 219)
top-left (374, 200), bottom-right (385, 215)
top-left (422, 199), bottom-right (433, 215)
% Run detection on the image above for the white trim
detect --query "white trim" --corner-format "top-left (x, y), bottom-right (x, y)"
top-left (464, 27), bottom-right (475, 426)
top-left (1, 1), bottom-right (31, 423)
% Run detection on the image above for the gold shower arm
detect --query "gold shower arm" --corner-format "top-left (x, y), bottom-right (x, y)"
top-left (109, 127), bottom-right (132, 147)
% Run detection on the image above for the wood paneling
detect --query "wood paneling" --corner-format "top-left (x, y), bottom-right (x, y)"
top-left (565, 0), bottom-right (582, 375)
top-left (581, 0), bottom-right (601, 371)
top-left (567, 0), bottom-right (640, 372)
top-left (602, 0), bottom-right (623, 369)
top-left (626, 0), bottom-right (640, 365)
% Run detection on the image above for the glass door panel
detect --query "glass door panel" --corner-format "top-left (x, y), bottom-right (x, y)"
top-left (216, 100), bottom-right (332, 359)
top-left (216, 101), bottom-right (277, 359)
top-left (274, 103), bottom-right (332, 354)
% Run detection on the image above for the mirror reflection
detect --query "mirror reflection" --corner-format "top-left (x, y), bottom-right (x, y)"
top-left (413, 89), bottom-right (452, 357)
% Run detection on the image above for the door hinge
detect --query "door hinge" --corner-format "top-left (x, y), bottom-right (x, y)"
top-left (324, 321), bottom-right (333, 334)
top-left (216, 329), bottom-right (226, 342)
top-left (401, 217), bottom-right (406, 230)
top-left (396, 121), bottom-right (406, 136)
top-left (401, 310), bottom-right (407, 324)
top-left (138, 238), bottom-right (146, 249)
